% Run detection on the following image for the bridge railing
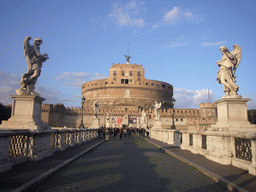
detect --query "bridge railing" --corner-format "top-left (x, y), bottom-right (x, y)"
top-left (150, 128), bottom-right (256, 175)
top-left (0, 128), bottom-right (97, 173)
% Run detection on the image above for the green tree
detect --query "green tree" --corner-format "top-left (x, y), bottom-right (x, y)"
top-left (248, 110), bottom-right (256, 124)
top-left (0, 103), bottom-right (12, 123)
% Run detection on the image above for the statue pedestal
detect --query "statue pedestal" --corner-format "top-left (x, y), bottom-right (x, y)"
top-left (106, 122), bottom-right (110, 128)
top-left (90, 116), bottom-right (100, 129)
top-left (152, 118), bottom-right (162, 129)
top-left (208, 97), bottom-right (256, 132)
top-left (141, 123), bottom-right (147, 129)
top-left (0, 95), bottom-right (50, 131)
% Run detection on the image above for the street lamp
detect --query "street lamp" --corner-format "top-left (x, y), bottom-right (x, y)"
top-left (79, 96), bottom-right (86, 128)
top-left (171, 97), bottom-right (176, 129)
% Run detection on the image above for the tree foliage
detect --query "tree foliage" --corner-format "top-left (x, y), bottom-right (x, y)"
top-left (0, 103), bottom-right (12, 123)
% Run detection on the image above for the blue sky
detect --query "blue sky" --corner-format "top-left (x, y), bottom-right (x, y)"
top-left (1, 0), bottom-right (256, 109)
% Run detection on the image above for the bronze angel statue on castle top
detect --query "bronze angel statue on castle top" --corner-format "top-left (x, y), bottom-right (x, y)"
top-left (216, 44), bottom-right (241, 98)
top-left (16, 36), bottom-right (49, 96)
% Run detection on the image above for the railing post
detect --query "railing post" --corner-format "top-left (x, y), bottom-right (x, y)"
top-left (249, 139), bottom-right (256, 175)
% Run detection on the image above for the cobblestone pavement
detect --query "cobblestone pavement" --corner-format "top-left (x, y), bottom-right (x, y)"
top-left (33, 135), bottom-right (228, 192)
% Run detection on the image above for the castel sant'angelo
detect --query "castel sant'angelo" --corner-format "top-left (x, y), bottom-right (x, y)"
top-left (41, 57), bottom-right (217, 130)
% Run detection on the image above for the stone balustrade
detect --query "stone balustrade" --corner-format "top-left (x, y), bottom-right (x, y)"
top-left (150, 128), bottom-right (256, 175)
top-left (0, 128), bottom-right (97, 173)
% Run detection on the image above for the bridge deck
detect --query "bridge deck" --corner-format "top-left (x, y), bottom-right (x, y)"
top-left (1, 134), bottom-right (255, 191)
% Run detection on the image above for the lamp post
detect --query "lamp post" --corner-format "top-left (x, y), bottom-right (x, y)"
top-left (79, 96), bottom-right (85, 128)
top-left (171, 97), bottom-right (176, 129)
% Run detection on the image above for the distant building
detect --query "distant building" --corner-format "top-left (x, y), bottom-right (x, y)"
top-left (82, 63), bottom-right (174, 110)
top-left (41, 62), bottom-right (217, 130)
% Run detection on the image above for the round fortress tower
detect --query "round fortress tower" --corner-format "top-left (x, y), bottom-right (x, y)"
top-left (82, 63), bottom-right (173, 111)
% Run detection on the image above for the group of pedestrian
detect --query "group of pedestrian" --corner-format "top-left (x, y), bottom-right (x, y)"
top-left (97, 126), bottom-right (151, 140)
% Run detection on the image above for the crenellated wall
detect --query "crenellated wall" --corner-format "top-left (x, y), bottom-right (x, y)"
top-left (41, 102), bottom-right (217, 130)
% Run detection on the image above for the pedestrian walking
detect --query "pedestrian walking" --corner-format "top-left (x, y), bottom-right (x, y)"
top-left (98, 127), bottom-right (102, 139)
top-left (146, 129), bottom-right (150, 137)
top-left (105, 128), bottom-right (109, 140)
top-left (114, 128), bottom-right (118, 139)
top-left (123, 128), bottom-right (127, 139)
top-left (120, 128), bottom-right (123, 139)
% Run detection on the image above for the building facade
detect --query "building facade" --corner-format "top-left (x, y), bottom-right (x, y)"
top-left (41, 62), bottom-right (217, 130)
top-left (82, 63), bottom-right (173, 110)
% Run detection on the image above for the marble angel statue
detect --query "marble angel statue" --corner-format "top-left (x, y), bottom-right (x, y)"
top-left (216, 44), bottom-right (241, 98)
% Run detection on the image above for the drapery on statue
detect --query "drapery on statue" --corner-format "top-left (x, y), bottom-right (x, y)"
top-left (93, 100), bottom-right (100, 117)
top-left (16, 36), bottom-right (49, 96)
top-left (141, 109), bottom-right (146, 124)
top-left (216, 44), bottom-right (241, 98)
top-left (124, 55), bottom-right (131, 64)
top-left (106, 112), bottom-right (110, 123)
top-left (152, 101), bottom-right (162, 119)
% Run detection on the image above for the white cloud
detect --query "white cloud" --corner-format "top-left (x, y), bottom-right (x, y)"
top-left (164, 36), bottom-right (186, 48)
top-left (0, 71), bottom-right (20, 105)
top-left (185, 11), bottom-right (193, 18)
top-left (55, 72), bottom-right (108, 88)
top-left (174, 88), bottom-right (215, 109)
top-left (201, 41), bottom-right (226, 47)
top-left (163, 7), bottom-right (196, 24)
top-left (164, 7), bottom-right (180, 23)
top-left (245, 93), bottom-right (256, 110)
top-left (0, 70), bottom-right (68, 106)
top-left (108, 1), bottom-right (145, 27)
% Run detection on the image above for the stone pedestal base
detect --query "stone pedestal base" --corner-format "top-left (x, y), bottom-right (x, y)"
top-left (152, 118), bottom-right (162, 129)
top-left (0, 95), bottom-right (50, 131)
top-left (90, 117), bottom-right (100, 129)
top-left (208, 97), bottom-right (256, 132)
top-left (141, 123), bottom-right (147, 129)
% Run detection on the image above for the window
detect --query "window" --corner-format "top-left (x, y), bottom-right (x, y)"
top-left (113, 76), bottom-right (116, 80)
top-left (162, 84), bottom-right (166, 88)
top-left (138, 77), bottom-right (140, 81)
top-left (105, 82), bottom-right (108, 84)
top-left (121, 79), bottom-right (132, 84)
top-left (122, 71), bottom-right (124, 76)
top-left (130, 71), bottom-right (132, 76)
top-left (138, 72), bottom-right (141, 76)
top-left (113, 71), bottom-right (116, 75)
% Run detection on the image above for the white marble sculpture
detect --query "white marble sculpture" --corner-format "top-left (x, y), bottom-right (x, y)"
top-left (16, 36), bottom-right (49, 96)
top-left (106, 112), bottom-right (110, 123)
top-left (141, 109), bottom-right (146, 124)
top-left (216, 44), bottom-right (241, 98)
top-left (152, 101), bottom-right (162, 119)
top-left (93, 100), bottom-right (100, 117)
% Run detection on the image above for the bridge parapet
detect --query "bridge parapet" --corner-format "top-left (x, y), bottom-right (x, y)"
top-left (151, 128), bottom-right (256, 175)
top-left (0, 128), bottom-right (97, 173)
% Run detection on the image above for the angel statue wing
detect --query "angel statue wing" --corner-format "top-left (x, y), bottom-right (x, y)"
top-left (231, 44), bottom-right (241, 75)
top-left (23, 36), bottom-right (31, 57)
top-left (23, 36), bottom-right (32, 70)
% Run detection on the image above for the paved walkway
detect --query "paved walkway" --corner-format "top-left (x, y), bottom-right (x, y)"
top-left (32, 135), bottom-right (228, 192)
top-left (143, 136), bottom-right (256, 192)
top-left (0, 138), bottom-right (105, 192)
